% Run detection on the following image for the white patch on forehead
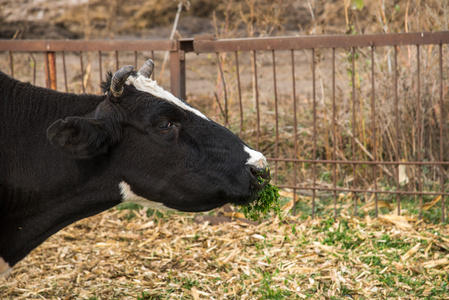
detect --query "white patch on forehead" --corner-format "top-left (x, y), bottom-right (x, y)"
top-left (126, 75), bottom-right (209, 120)
top-left (119, 181), bottom-right (173, 211)
top-left (244, 146), bottom-right (268, 168)
top-left (0, 257), bottom-right (11, 277)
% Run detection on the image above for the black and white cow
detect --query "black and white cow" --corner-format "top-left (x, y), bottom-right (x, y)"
top-left (0, 60), bottom-right (269, 275)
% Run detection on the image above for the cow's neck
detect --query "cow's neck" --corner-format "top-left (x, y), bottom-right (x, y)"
top-left (0, 72), bottom-right (122, 269)
top-left (0, 178), bottom-right (122, 271)
top-left (1, 74), bottom-right (103, 126)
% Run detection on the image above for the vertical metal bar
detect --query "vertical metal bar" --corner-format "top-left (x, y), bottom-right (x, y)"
top-left (169, 49), bottom-right (186, 99)
top-left (49, 52), bottom-right (57, 90)
top-left (394, 46), bottom-right (400, 215)
top-left (253, 50), bottom-right (260, 150)
top-left (371, 46), bottom-right (378, 218)
top-left (417, 45), bottom-right (422, 219)
top-left (151, 51), bottom-right (155, 79)
top-left (80, 51), bottom-right (85, 93)
top-left (439, 43), bottom-right (445, 223)
top-left (332, 48), bottom-right (337, 219)
top-left (216, 52), bottom-right (228, 126)
top-left (29, 52), bottom-right (36, 85)
top-left (62, 51), bottom-right (68, 92)
top-left (291, 49), bottom-right (298, 216)
top-left (98, 51), bottom-right (103, 84)
top-left (312, 48), bottom-right (317, 218)
top-left (8, 51), bottom-right (13, 77)
top-left (352, 47), bottom-right (357, 216)
top-left (46, 52), bottom-right (57, 90)
top-left (134, 51), bottom-right (138, 68)
top-left (115, 51), bottom-right (119, 70)
top-left (45, 52), bottom-right (50, 89)
top-left (272, 50), bottom-right (279, 185)
top-left (234, 51), bottom-right (244, 138)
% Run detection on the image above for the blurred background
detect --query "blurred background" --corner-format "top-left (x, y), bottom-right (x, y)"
top-left (1, 0), bottom-right (447, 40)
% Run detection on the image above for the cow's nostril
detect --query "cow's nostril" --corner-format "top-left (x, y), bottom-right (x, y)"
top-left (255, 158), bottom-right (267, 168)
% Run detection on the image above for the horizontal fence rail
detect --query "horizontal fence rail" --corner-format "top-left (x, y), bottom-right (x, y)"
top-left (0, 40), bottom-right (177, 52)
top-left (0, 39), bottom-right (185, 98)
top-left (1, 31), bottom-right (448, 222)
top-left (192, 32), bottom-right (449, 51)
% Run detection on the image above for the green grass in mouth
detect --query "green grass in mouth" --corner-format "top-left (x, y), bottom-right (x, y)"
top-left (239, 178), bottom-right (282, 222)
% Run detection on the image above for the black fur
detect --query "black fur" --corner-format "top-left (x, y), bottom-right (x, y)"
top-left (100, 70), bottom-right (114, 93)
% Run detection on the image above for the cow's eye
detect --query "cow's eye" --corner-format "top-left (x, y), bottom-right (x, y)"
top-left (157, 120), bottom-right (173, 130)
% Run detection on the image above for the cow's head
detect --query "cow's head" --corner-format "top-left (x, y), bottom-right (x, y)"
top-left (46, 60), bottom-right (270, 212)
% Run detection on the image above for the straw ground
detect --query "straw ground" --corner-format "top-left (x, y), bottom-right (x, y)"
top-left (1, 197), bottom-right (448, 299)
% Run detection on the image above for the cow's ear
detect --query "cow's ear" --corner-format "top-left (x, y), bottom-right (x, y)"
top-left (46, 117), bottom-right (119, 159)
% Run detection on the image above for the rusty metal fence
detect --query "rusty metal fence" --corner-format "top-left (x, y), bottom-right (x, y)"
top-left (0, 40), bottom-right (181, 96)
top-left (1, 32), bottom-right (448, 221)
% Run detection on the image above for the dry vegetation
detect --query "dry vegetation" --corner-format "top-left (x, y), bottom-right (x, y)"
top-left (197, 44), bottom-right (449, 201)
top-left (2, 0), bottom-right (448, 39)
top-left (1, 201), bottom-right (449, 299)
top-left (194, 0), bottom-right (449, 202)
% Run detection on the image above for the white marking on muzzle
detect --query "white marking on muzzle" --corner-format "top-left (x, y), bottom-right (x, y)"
top-left (126, 75), bottom-right (209, 120)
top-left (119, 181), bottom-right (173, 211)
top-left (244, 146), bottom-right (268, 169)
top-left (0, 257), bottom-right (11, 277)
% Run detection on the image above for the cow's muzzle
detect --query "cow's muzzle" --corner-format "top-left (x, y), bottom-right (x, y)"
top-left (249, 164), bottom-right (271, 189)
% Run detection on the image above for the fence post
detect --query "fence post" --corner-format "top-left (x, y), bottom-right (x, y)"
top-left (45, 51), bottom-right (57, 90)
top-left (169, 49), bottom-right (185, 99)
top-left (169, 39), bottom-right (194, 100)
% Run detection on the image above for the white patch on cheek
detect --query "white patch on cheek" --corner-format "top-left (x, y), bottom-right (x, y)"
top-left (119, 181), bottom-right (173, 211)
top-left (0, 257), bottom-right (11, 277)
top-left (244, 146), bottom-right (268, 169)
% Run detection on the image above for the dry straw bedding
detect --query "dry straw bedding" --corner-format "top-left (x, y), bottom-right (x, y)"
top-left (1, 206), bottom-right (448, 299)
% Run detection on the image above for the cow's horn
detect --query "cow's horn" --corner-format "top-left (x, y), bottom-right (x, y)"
top-left (110, 65), bottom-right (134, 97)
top-left (138, 59), bottom-right (154, 78)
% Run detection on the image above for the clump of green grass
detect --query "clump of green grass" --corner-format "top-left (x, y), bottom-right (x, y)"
top-left (239, 179), bottom-right (282, 222)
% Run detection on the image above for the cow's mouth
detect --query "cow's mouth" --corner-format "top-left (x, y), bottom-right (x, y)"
top-left (230, 165), bottom-right (271, 206)
top-left (251, 166), bottom-right (271, 189)
top-left (249, 163), bottom-right (271, 191)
